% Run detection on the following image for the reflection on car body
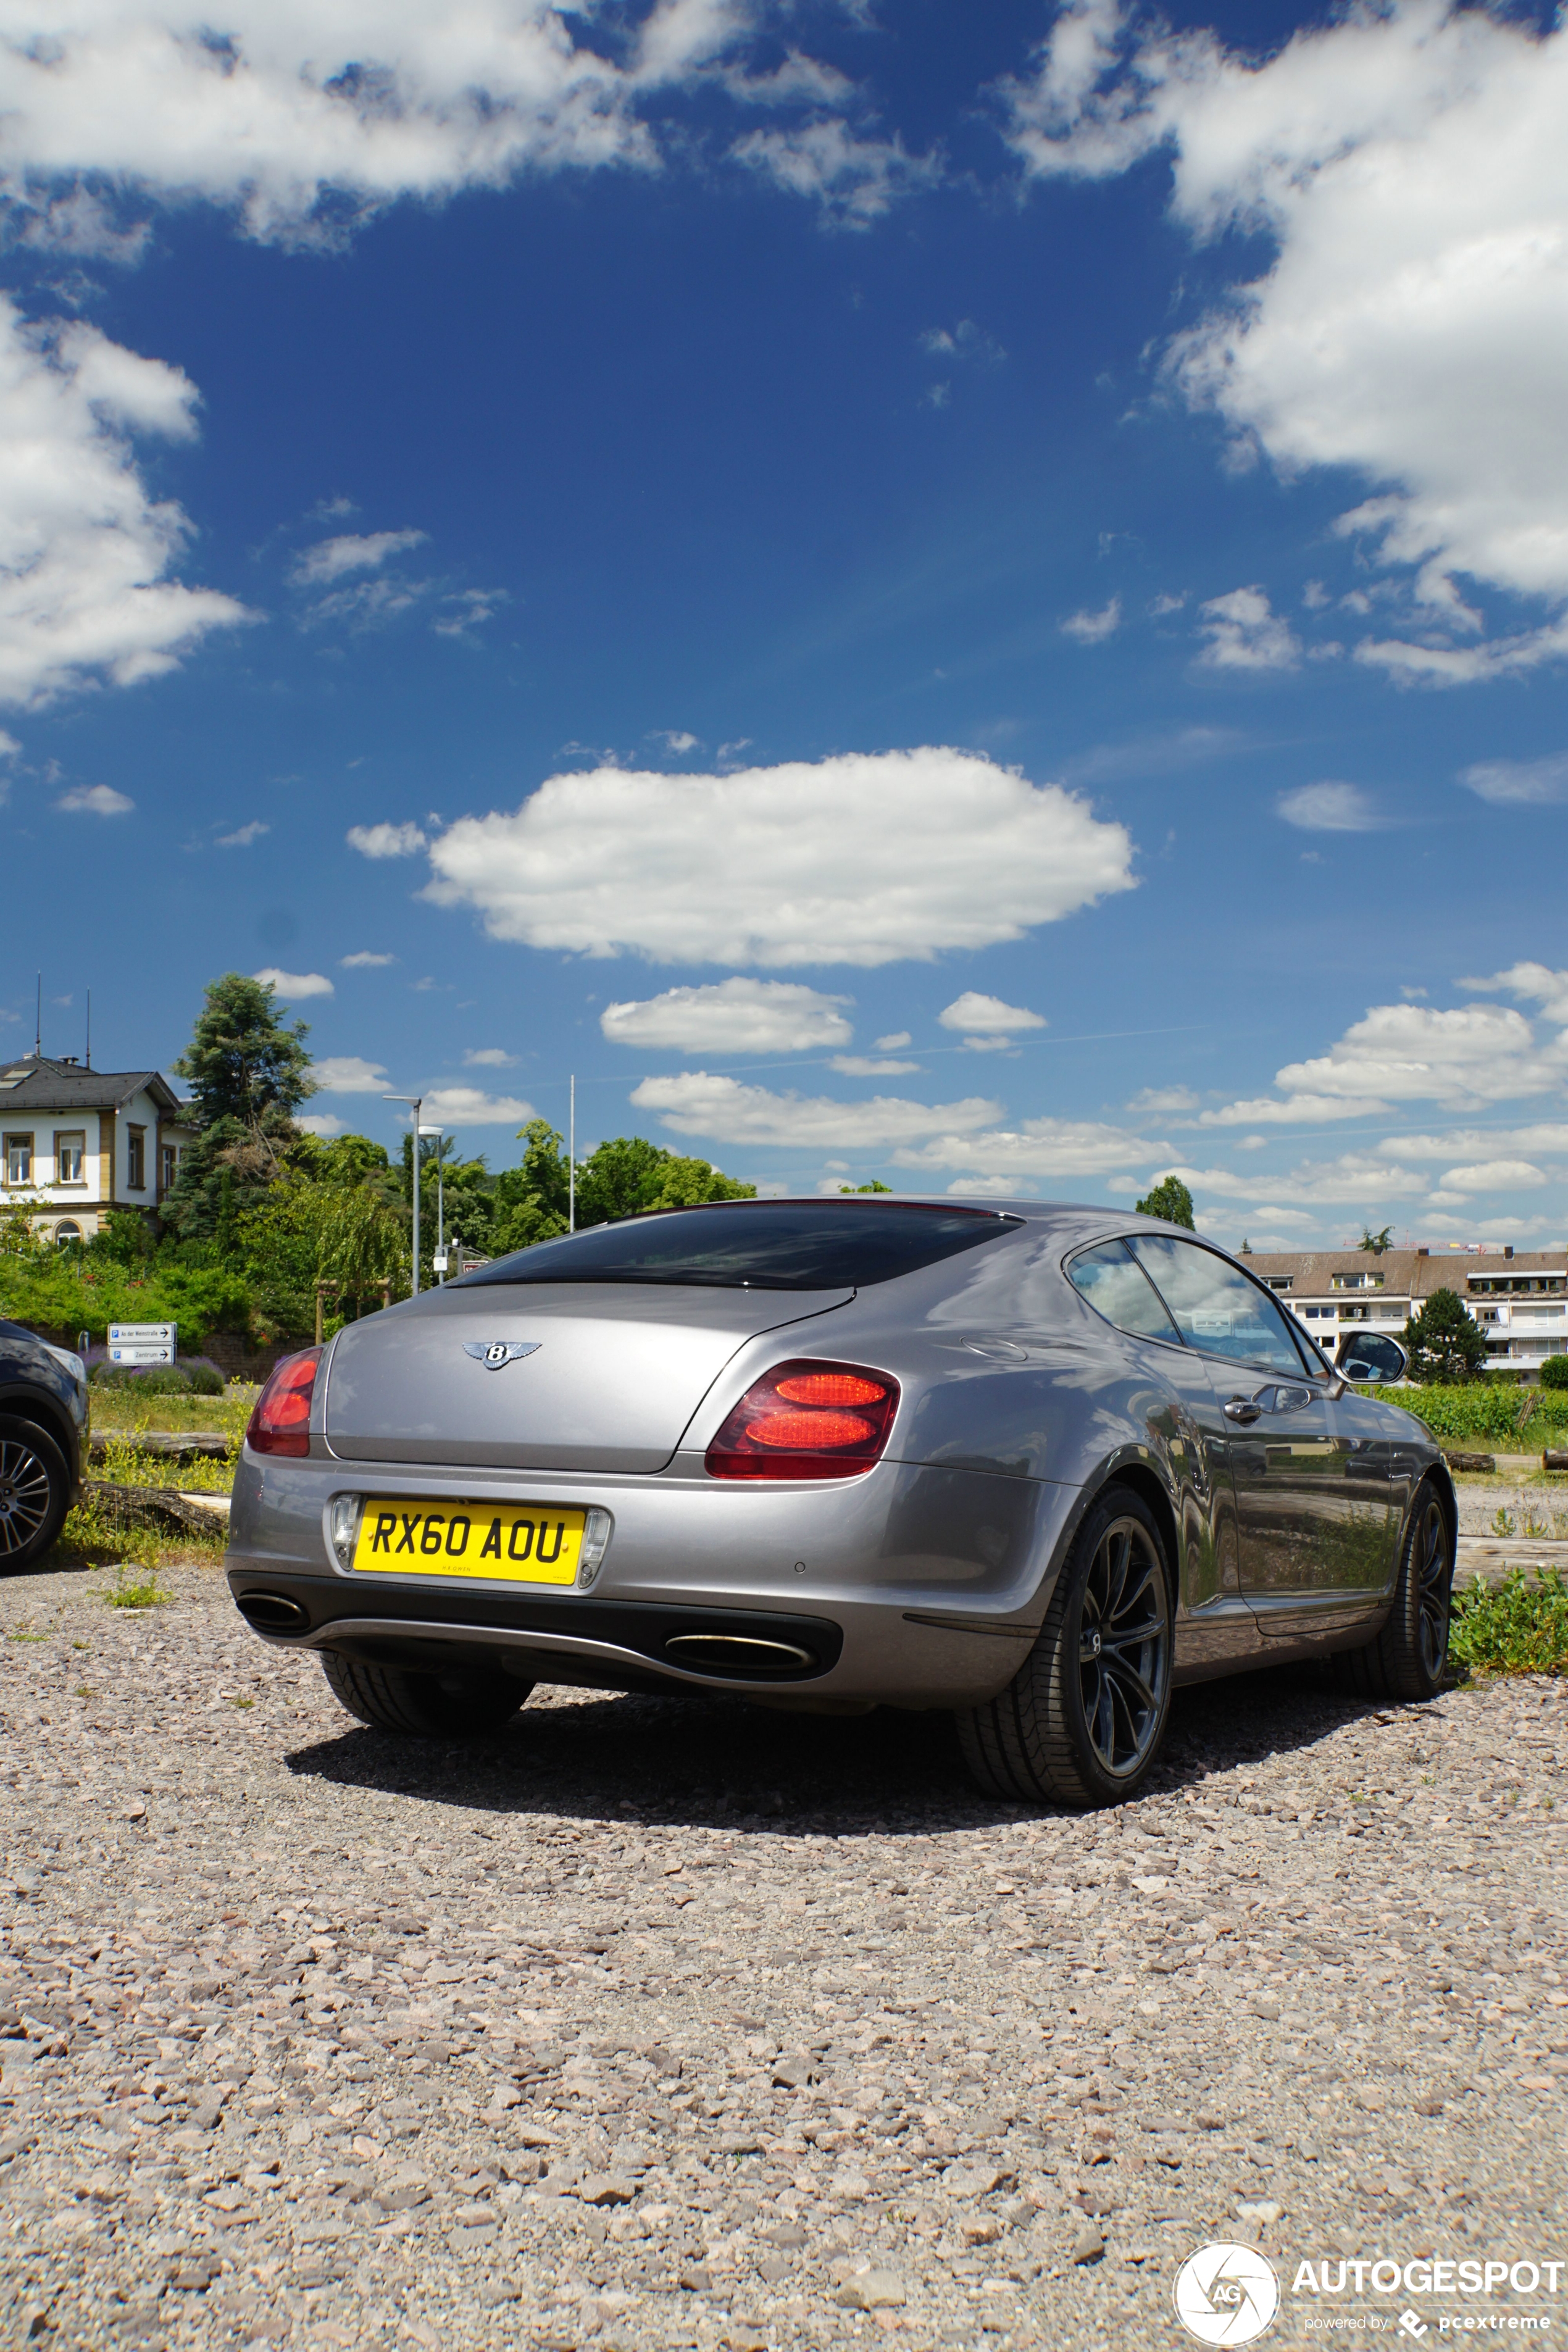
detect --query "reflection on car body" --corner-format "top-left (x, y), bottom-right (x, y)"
top-left (225, 1198), bottom-right (1456, 1808)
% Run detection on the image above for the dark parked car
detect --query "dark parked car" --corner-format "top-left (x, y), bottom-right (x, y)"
top-left (0, 1319), bottom-right (88, 1567)
top-left (225, 1200), bottom-right (1456, 1808)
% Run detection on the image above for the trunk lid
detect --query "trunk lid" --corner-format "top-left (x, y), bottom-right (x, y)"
top-left (323, 1282), bottom-right (854, 1473)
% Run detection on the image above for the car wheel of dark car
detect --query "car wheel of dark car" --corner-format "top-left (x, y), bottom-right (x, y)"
top-left (1332, 1479), bottom-right (1453, 1703)
top-left (320, 1651), bottom-right (532, 1738)
top-left (0, 1414), bottom-right (72, 1572)
top-left (956, 1483), bottom-right (1174, 1809)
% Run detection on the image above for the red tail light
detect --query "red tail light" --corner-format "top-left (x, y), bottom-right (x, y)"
top-left (706, 1359), bottom-right (899, 1481)
top-left (246, 1347), bottom-right (323, 1458)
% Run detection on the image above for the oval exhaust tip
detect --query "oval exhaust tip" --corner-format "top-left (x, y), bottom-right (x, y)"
top-left (237, 1591), bottom-right (311, 1634)
top-left (664, 1632), bottom-right (817, 1673)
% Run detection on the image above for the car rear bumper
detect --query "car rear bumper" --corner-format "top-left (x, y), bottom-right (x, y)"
top-left (224, 1446), bottom-right (1064, 1709)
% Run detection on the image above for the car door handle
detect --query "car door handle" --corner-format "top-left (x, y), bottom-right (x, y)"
top-left (1224, 1398), bottom-right (1263, 1424)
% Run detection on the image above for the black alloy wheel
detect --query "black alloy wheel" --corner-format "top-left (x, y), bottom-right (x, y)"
top-left (956, 1483), bottom-right (1174, 1809)
top-left (1078, 1514), bottom-right (1173, 1780)
top-left (1333, 1478), bottom-right (1453, 1703)
top-left (0, 1416), bottom-right (71, 1572)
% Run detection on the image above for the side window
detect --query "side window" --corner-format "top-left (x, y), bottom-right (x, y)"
top-left (1066, 1240), bottom-right (1183, 1344)
top-left (1128, 1235), bottom-right (1310, 1375)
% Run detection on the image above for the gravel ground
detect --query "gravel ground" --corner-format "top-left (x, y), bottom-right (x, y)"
top-left (1, 1557), bottom-right (1564, 2352)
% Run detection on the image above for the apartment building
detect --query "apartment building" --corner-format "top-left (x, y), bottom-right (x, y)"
top-left (0, 1053), bottom-right (194, 1241)
top-left (1238, 1244), bottom-right (1568, 1378)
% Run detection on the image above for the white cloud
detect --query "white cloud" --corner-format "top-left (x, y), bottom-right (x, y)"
top-left (462, 1047), bottom-right (517, 1069)
top-left (291, 529), bottom-right (427, 586)
top-left (1200, 999), bottom-right (1568, 1125)
top-left (1277, 782), bottom-right (1385, 833)
top-left (1437, 1159), bottom-right (1548, 1194)
top-left (830, 1055), bottom-right (920, 1077)
top-left (56, 782), bottom-right (132, 814)
top-left (601, 978), bottom-right (853, 1054)
top-left (0, 298), bottom-right (249, 708)
top-left (1126, 1085), bottom-right (1198, 1117)
top-left (1458, 753), bottom-right (1568, 806)
top-left (731, 122), bottom-right (941, 227)
top-left (630, 1072), bottom-right (1000, 1151)
top-left (1380, 1124), bottom-right (1568, 1161)
top-left (1061, 594), bottom-right (1122, 644)
top-left (1004, 2), bottom-right (1568, 676)
top-left (649, 728), bottom-right (700, 754)
top-left (347, 820), bottom-right (427, 859)
top-left (894, 1114), bottom-right (1159, 1179)
top-left (312, 1054), bottom-right (388, 1093)
top-left (1462, 963), bottom-right (1568, 1027)
top-left (253, 967), bottom-right (333, 999)
top-left (0, 5), bottom-right (753, 248)
top-left (937, 991), bottom-right (1046, 1036)
top-left (340, 949), bottom-right (395, 967)
top-left (296, 1112), bottom-right (346, 1136)
top-left (420, 1086), bottom-right (538, 1127)
top-left (215, 819), bottom-right (268, 847)
top-left (1158, 1156), bottom-right (1434, 1207)
top-left (875, 1031), bottom-right (912, 1051)
top-left (1196, 588), bottom-right (1299, 672)
top-left (422, 748), bottom-right (1136, 968)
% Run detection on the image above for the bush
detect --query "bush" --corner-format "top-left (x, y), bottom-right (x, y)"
top-left (88, 1357), bottom-right (226, 1396)
top-left (1450, 1568), bottom-right (1568, 1678)
top-left (1541, 1355), bottom-right (1568, 1391)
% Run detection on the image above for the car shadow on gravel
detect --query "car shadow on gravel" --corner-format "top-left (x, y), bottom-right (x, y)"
top-left (283, 1663), bottom-right (1400, 1835)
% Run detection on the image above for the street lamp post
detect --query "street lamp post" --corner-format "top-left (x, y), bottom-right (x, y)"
top-left (383, 1095), bottom-right (423, 1296)
top-left (419, 1123), bottom-right (444, 1278)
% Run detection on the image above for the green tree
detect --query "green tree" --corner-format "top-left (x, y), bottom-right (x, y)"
top-left (839, 1180), bottom-right (893, 1194)
top-left (1135, 1175), bottom-right (1196, 1229)
top-left (1404, 1288), bottom-right (1488, 1384)
top-left (1360, 1225), bottom-right (1394, 1255)
top-left (162, 974), bottom-right (316, 1241)
top-left (492, 1120), bottom-right (572, 1256)
top-left (1540, 1354), bottom-right (1568, 1392)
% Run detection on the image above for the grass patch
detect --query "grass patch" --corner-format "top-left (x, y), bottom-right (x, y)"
top-left (104, 1564), bottom-right (172, 1611)
top-left (88, 1387), bottom-right (257, 1437)
top-left (51, 1494), bottom-right (226, 1577)
top-left (1450, 1567), bottom-right (1568, 1679)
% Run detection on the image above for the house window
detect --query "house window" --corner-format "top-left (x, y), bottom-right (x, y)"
top-left (1333, 1270), bottom-right (1384, 1290)
top-left (127, 1125), bottom-right (146, 1190)
top-left (160, 1144), bottom-right (177, 1191)
top-left (4, 1133), bottom-right (33, 1185)
top-left (56, 1131), bottom-right (85, 1185)
top-left (1266, 1277), bottom-right (1293, 1291)
top-left (55, 1220), bottom-right (81, 1246)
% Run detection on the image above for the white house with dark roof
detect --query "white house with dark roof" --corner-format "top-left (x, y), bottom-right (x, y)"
top-left (0, 1053), bottom-right (194, 1243)
top-left (1238, 1244), bottom-right (1568, 1379)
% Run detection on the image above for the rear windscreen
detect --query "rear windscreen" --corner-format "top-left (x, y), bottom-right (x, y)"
top-left (456, 1201), bottom-right (1022, 1291)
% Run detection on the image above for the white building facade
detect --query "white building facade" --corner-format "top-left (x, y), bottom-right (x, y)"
top-left (0, 1054), bottom-right (194, 1242)
top-left (1239, 1245), bottom-right (1567, 1378)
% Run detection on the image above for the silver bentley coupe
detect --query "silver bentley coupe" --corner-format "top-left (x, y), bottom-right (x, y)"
top-left (225, 1198), bottom-right (1455, 1808)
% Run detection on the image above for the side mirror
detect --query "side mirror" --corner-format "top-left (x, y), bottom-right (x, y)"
top-left (1338, 1332), bottom-right (1409, 1385)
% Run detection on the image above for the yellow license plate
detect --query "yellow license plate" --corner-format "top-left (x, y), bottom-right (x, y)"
top-left (351, 1499), bottom-right (584, 1585)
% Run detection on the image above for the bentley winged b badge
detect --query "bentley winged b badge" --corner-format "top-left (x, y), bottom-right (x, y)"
top-left (462, 1341), bottom-right (541, 1370)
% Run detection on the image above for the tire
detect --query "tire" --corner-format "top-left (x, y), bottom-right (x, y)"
top-left (0, 1414), bottom-right (72, 1572)
top-left (1332, 1478), bottom-right (1453, 1703)
top-left (956, 1483), bottom-right (1174, 1809)
top-left (320, 1652), bottom-right (530, 1737)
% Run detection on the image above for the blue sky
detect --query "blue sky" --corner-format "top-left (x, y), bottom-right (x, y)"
top-left (2, 0), bottom-right (1566, 1247)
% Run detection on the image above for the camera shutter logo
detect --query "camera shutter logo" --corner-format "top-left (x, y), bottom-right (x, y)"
top-left (462, 1341), bottom-right (541, 1371)
top-left (1174, 2243), bottom-right (1280, 2346)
